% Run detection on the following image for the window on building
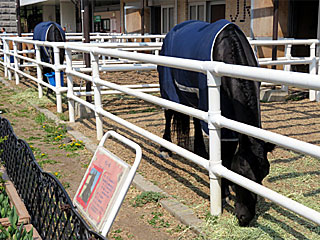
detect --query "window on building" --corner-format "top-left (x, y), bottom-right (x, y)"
top-left (101, 19), bottom-right (110, 32)
top-left (189, 3), bottom-right (205, 21)
top-left (162, 6), bottom-right (174, 34)
top-left (209, 1), bottom-right (225, 23)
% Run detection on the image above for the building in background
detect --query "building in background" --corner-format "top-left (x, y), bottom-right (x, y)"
top-left (0, 0), bottom-right (17, 33)
top-left (19, 0), bottom-right (78, 32)
top-left (93, 0), bottom-right (121, 33)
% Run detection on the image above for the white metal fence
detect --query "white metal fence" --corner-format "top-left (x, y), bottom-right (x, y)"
top-left (1, 36), bottom-right (320, 226)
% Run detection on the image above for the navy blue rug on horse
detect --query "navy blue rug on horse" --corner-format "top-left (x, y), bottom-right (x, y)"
top-left (158, 19), bottom-right (274, 227)
top-left (33, 21), bottom-right (65, 63)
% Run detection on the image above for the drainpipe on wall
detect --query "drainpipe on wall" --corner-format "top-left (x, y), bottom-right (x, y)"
top-left (16, 0), bottom-right (21, 36)
top-left (317, 0), bottom-right (320, 59)
top-left (272, 0), bottom-right (279, 70)
top-left (250, 0), bottom-right (254, 39)
top-left (83, 0), bottom-right (92, 102)
top-left (175, 0), bottom-right (178, 25)
top-left (141, 0), bottom-right (144, 35)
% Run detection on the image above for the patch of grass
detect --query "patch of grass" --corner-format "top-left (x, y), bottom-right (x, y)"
top-left (131, 191), bottom-right (167, 207)
top-left (81, 163), bottom-right (89, 168)
top-left (35, 113), bottom-right (46, 125)
top-left (12, 111), bottom-right (29, 118)
top-left (111, 229), bottom-right (123, 240)
top-left (59, 140), bottom-right (84, 152)
top-left (42, 124), bottom-right (67, 143)
top-left (66, 152), bottom-right (80, 158)
top-left (62, 182), bottom-right (70, 189)
top-left (53, 171), bottom-right (62, 179)
top-left (38, 159), bottom-right (58, 168)
top-left (10, 88), bottom-right (52, 108)
top-left (57, 113), bottom-right (68, 121)
top-left (148, 212), bottom-right (170, 229)
top-left (27, 136), bottom-right (42, 141)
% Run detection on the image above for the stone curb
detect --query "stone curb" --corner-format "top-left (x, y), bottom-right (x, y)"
top-left (0, 76), bottom-right (205, 235)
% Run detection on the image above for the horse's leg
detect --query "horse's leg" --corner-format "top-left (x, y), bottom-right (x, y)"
top-left (221, 141), bottom-right (238, 206)
top-left (193, 118), bottom-right (208, 159)
top-left (159, 109), bottom-right (174, 159)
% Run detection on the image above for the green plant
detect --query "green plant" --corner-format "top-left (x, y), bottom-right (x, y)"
top-left (131, 191), bottom-right (167, 207)
top-left (59, 140), bottom-right (84, 152)
top-left (148, 212), bottom-right (170, 228)
top-left (0, 136), bottom-right (8, 155)
top-left (0, 206), bottom-right (34, 240)
top-left (43, 124), bottom-right (67, 143)
top-left (34, 113), bottom-right (46, 125)
top-left (38, 159), bottom-right (58, 168)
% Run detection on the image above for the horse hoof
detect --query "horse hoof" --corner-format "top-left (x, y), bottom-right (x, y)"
top-left (222, 196), bottom-right (231, 208)
top-left (159, 151), bottom-right (171, 159)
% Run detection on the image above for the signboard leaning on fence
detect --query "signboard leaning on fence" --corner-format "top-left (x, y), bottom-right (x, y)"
top-left (73, 131), bottom-right (142, 236)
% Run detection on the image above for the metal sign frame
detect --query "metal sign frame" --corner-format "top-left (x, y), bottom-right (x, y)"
top-left (73, 131), bottom-right (142, 236)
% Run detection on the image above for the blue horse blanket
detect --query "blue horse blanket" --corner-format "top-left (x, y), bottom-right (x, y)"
top-left (158, 19), bottom-right (239, 136)
top-left (33, 21), bottom-right (65, 63)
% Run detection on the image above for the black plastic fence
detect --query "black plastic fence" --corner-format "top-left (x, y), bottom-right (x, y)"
top-left (0, 117), bottom-right (107, 240)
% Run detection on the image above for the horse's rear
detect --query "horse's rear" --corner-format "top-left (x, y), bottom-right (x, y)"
top-left (158, 20), bottom-right (274, 226)
top-left (33, 22), bottom-right (66, 92)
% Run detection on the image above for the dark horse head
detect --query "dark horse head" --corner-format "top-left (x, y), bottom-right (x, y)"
top-left (33, 21), bottom-right (66, 88)
top-left (158, 19), bottom-right (274, 226)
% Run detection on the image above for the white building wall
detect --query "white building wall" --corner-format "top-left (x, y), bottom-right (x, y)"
top-left (60, 1), bottom-right (76, 32)
top-left (42, 5), bottom-right (56, 22)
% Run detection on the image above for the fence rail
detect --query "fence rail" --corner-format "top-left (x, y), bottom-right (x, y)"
top-left (1, 36), bottom-right (320, 226)
top-left (0, 117), bottom-right (107, 240)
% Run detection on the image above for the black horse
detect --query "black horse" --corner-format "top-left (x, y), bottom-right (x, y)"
top-left (157, 20), bottom-right (274, 226)
top-left (33, 21), bottom-right (66, 92)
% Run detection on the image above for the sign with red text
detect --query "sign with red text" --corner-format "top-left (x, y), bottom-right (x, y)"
top-left (74, 146), bottom-right (130, 231)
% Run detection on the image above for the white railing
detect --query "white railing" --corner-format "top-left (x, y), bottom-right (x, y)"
top-left (0, 37), bottom-right (161, 113)
top-left (1, 36), bottom-right (320, 226)
top-left (249, 39), bottom-right (320, 100)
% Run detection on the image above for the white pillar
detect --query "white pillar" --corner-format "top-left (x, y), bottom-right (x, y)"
top-left (207, 70), bottom-right (222, 216)
top-left (91, 52), bottom-right (104, 140)
top-left (282, 44), bottom-right (292, 92)
top-left (309, 43), bottom-right (318, 101)
top-left (13, 41), bottom-right (19, 85)
top-left (66, 49), bottom-right (75, 123)
top-left (54, 46), bottom-right (62, 113)
top-left (35, 44), bottom-right (43, 98)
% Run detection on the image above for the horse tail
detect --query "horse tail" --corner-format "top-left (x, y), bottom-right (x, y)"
top-left (172, 111), bottom-right (190, 148)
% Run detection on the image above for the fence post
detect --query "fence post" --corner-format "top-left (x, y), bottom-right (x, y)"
top-left (207, 70), bottom-right (222, 216)
top-left (309, 43), bottom-right (318, 101)
top-left (53, 46), bottom-right (63, 113)
top-left (12, 41), bottom-right (19, 84)
top-left (155, 38), bottom-right (160, 55)
top-left (282, 44), bottom-right (292, 92)
top-left (35, 44), bottom-right (44, 98)
top-left (4, 40), bottom-right (11, 80)
top-left (91, 52), bottom-right (103, 140)
top-left (66, 49), bottom-right (75, 123)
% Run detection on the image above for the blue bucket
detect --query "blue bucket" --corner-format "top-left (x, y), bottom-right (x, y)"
top-left (44, 72), bottom-right (64, 87)
top-left (1, 56), bottom-right (14, 63)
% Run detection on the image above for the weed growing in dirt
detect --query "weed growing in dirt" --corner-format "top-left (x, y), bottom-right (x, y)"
top-left (148, 212), bottom-right (170, 229)
top-left (57, 113), bottom-right (68, 121)
top-left (35, 113), bottom-right (46, 125)
top-left (59, 140), bottom-right (84, 152)
top-left (53, 171), bottom-right (62, 179)
top-left (38, 159), bottom-right (58, 168)
top-left (62, 182), bottom-right (70, 189)
top-left (131, 191), bottom-right (167, 207)
top-left (42, 124), bottom-right (67, 143)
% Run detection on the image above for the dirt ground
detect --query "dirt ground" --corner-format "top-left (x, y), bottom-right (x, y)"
top-left (1, 69), bottom-right (320, 239)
